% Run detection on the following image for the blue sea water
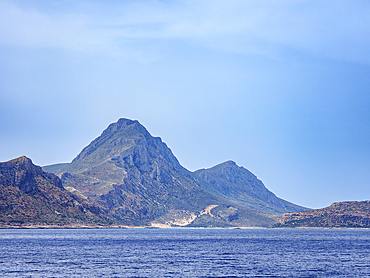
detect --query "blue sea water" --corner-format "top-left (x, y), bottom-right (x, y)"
top-left (0, 228), bottom-right (369, 277)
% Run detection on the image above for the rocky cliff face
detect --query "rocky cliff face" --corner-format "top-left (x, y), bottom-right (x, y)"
top-left (0, 156), bottom-right (63, 193)
top-left (193, 161), bottom-right (307, 214)
top-left (273, 201), bottom-right (370, 228)
top-left (0, 156), bottom-right (113, 227)
top-left (58, 118), bottom-right (278, 227)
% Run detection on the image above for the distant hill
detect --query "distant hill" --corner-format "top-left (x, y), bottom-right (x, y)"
top-left (273, 201), bottom-right (370, 228)
top-left (42, 163), bottom-right (69, 174)
top-left (57, 118), bottom-right (280, 227)
top-left (192, 161), bottom-right (307, 214)
top-left (0, 156), bottom-right (114, 228)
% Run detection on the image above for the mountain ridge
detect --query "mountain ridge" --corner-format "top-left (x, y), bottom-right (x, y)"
top-left (192, 160), bottom-right (307, 214)
top-left (273, 201), bottom-right (370, 228)
top-left (56, 118), bottom-right (285, 227)
top-left (66, 119), bottom-right (186, 175)
top-left (5, 118), bottom-right (369, 228)
top-left (0, 156), bottom-right (115, 227)
top-left (46, 118), bottom-right (306, 216)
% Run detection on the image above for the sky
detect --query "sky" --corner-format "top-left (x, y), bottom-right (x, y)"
top-left (1, 0), bottom-right (370, 209)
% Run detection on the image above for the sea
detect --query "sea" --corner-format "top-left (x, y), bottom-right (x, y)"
top-left (0, 228), bottom-right (369, 277)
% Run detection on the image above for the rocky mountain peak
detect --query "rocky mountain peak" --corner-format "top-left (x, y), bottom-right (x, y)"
top-left (197, 160), bottom-right (261, 185)
top-left (101, 118), bottom-right (149, 139)
top-left (220, 160), bottom-right (237, 166)
top-left (0, 156), bottom-right (63, 193)
top-left (193, 160), bottom-right (307, 214)
top-left (0, 156), bottom-right (114, 227)
top-left (8, 155), bottom-right (33, 168)
top-left (66, 118), bottom-right (185, 175)
top-left (71, 118), bottom-right (142, 163)
top-left (15, 118), bottom-right (309, 227)
top-left (59, 119), bottom-right (235, 225)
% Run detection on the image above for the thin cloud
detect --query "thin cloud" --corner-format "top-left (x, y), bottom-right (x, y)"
top-left (1, 0), bottom-right (370, 63)
top-left (0, 0), bottom-right (117, 54)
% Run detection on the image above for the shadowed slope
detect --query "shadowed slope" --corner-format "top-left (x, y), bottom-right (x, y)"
top-left (273, 201), bottom-right (370, 228)
top-left (193, 161), bottom-right (307, 214)
top-left (0, 156), bottom-right (113, 227)
top-left (58, 118), bottom-right (277, 227)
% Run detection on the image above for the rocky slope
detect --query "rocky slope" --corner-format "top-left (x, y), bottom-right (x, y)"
top-left (273, 201), bottom-right (370, 228)
top-left (0, 156), bottom-right (114, 227)
top-left (193, 161), bottom-right (307, 214)
top-left (57, 118), bottom-right (279, 227)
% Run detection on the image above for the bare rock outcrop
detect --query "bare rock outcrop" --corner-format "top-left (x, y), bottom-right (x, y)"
top-left (58, 118), bottom-right (278, 227)
top-left (273, 201), bottom-right (370, 228)
top-left (0, 156), bottom-right (113, 227)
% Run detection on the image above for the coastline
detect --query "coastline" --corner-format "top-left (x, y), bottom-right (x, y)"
top-left (1, 224), bottom-right (369, 230)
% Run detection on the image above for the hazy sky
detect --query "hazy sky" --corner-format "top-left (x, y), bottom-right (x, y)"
top-left (1, 0), bottom-right (370, 209)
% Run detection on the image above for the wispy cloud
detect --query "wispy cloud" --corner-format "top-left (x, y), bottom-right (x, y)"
top-left (1, 0), bottom-right (370, 62)
top-left (0, 0), bottom-right (116, 54)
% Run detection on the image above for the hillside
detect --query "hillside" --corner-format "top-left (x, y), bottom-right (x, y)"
top-left (193, 161), bottom-right (307, 214)
top-left (273, 201), bottom-right (370, 228)
top-left (0, 156), bottom-right (115, 228)
top-left (57, 118), bottom-right (279, 227)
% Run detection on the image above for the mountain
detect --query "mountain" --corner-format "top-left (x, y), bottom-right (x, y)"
top-left (0, 156), bottom-right (114, 228)
top-left (42, 163), bottom-right (69, 174)
top-left (192, 161), bottom-right (307, 214)
top-left (57, 118), bottom-right (279, 227)
top-left (273, 201), bottom-right (370, 228)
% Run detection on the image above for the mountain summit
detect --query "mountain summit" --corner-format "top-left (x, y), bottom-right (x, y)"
top-left (193, 161), bottom-right (306, 214)
top-left (59, 118), bottom-right (277, 226)
top-left (0, 156), bottom-right (111, 227)
top-left (69, 119), bottom-right (186, 174)
top-left (52, 118), bottom-right (305, 227)
top-left (59, 118), bottom-right (187, 199)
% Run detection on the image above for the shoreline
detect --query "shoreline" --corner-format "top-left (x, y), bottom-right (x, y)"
top-left (1, 224), bottom-right (370, 230)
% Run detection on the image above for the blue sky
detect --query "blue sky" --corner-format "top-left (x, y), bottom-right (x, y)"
top-left (1, 0), bottom-right (370, 209)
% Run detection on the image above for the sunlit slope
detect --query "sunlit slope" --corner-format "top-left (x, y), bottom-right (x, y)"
top-left (57, 118), bottom-right (277, 227)
top-left (193, 161), bottom-right (307, 214)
